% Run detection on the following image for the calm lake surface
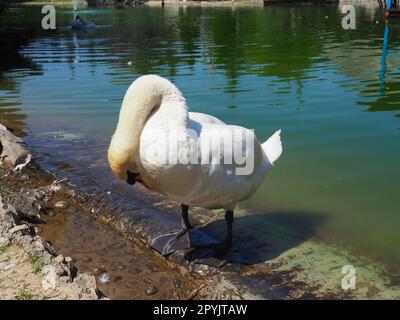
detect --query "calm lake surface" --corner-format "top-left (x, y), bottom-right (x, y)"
top-left (1, 5), bottom-right (400, 269)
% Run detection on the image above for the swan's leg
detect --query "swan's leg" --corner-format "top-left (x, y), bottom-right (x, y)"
top-left (191, 210), bottom-right (233, 267)
top-left (161, 204), bottom-right (192, 255)
top-left (153, 204), bottom-right (193, 256)
top-left (181, 204), bottom-right (193, 230)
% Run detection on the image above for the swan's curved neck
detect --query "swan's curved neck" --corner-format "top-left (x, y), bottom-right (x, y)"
top-left (108, 75), bottom-right (187, 180)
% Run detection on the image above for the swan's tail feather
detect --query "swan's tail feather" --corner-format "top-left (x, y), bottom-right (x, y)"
top-left (262, 129), bottom-right (282, 165)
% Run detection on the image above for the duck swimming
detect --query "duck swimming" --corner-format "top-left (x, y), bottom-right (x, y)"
top-left (108, 75), bottom-right (282, 266)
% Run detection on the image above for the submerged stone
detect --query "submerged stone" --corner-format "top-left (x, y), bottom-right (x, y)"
top-left (145, 285), bottom-right (158, 296)
top-left (54, 201), bottom-right (69, 209)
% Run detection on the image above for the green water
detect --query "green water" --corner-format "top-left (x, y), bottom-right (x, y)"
top-left (1, 5), bottom-right (400, 269)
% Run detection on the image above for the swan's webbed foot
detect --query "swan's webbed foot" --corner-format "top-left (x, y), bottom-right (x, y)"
top-left (150, 204), bottom-right (193, 256)
top-left (152, 227), bottom-right (192, 256)
top-left (150, 206), bottom-right (235, 268)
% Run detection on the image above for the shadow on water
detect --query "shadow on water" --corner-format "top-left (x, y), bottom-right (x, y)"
top-left (357, 21), bottom-right (400, 117)
top-left (191, 211), bottom-right (328, 265)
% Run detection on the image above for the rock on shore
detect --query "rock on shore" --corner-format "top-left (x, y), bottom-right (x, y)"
top-left (0, 124), bottom-right (29, 168)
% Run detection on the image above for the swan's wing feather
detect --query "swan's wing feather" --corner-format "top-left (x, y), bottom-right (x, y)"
top-left (186, 116), bottom-right (270, 180)
top-left (139, 114), bottom-right (271, 209)
top-left (189, 112), bottom-right (225, 125)
top-left (262, 129), bottom-right (282, 164)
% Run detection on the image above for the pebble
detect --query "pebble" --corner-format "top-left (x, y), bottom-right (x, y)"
top-left (99, 273), bottom-right (110, 284)
top-left (91, 206), bottom-right (100, 215)
top-left (65, 256), bottom-right (73, 263)
top-left (0, 237), bottom-right (9, 247)
top-left (49, 184), bottom-right (62, 192)
top-left (143, 278), bottom-right (153, 284)
top-left (3, 263), bottom-right (16, 271)
top-left (145, 285), bottom-right (158, 296)
top-left (19, 175), bottom-right (29, 182)
top-left (55, 255), bottom-right (64, 264)
top-left (34, 190), bottom-right (46, 200)
top-left (54, 201), bottom-right (69, 209)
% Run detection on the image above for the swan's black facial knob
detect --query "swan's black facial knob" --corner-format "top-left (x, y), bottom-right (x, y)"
top-left (127, 170), bottom-right (138, 185)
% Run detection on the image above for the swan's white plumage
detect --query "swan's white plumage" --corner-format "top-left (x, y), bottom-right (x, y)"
top-left (109, 75), bottom-right (282, 211)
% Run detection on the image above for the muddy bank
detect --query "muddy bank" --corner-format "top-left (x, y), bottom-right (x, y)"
top-left (2, 123), bottom-right (400, 299)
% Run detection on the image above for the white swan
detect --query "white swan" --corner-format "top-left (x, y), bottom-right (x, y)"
top-left (108, 75), bottom-right (282, 266)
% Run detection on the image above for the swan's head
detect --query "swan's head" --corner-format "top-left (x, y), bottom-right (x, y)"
top-left (108, 141), bottom-right (133, 182)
